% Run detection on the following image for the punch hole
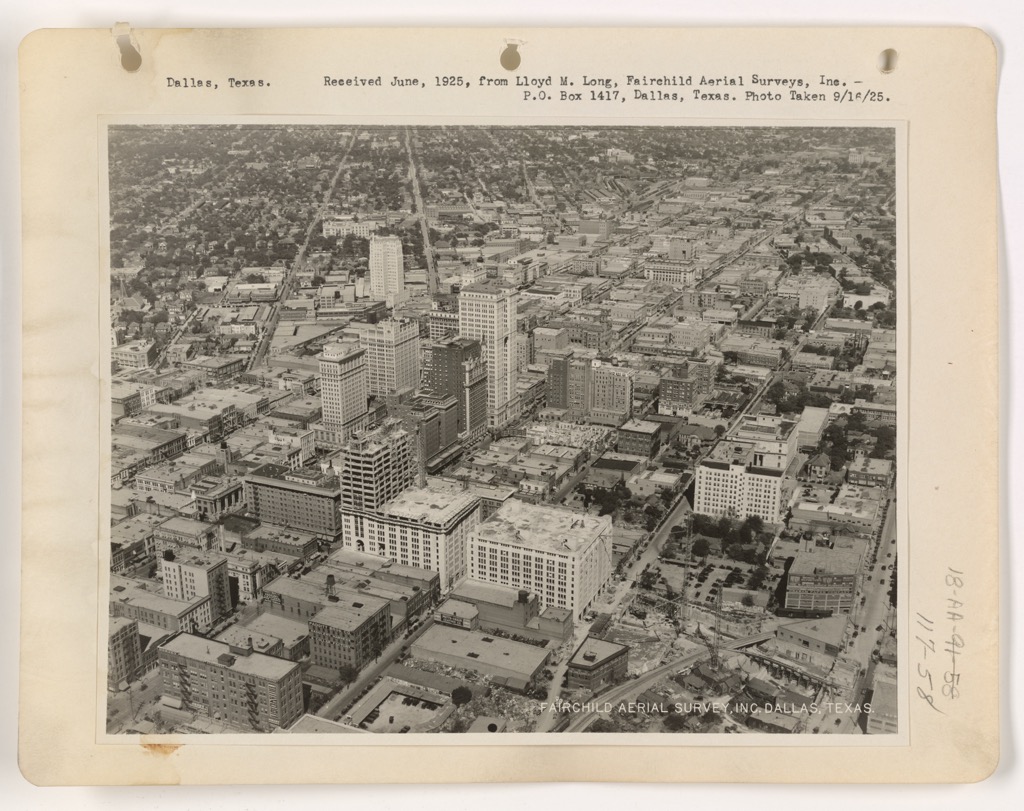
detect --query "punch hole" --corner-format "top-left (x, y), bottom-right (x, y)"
top-left (112, 22), bottom-right (141, 72)
top-left (501, 41), bottom-right (522, 71)
top-left (877, 49), bottom-right (897, 74)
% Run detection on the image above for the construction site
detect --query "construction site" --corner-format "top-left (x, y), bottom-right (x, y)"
top-left (577, 522), bottom-right (862, 735)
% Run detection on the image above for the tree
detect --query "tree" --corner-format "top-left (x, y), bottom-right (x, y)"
top-left (692, 537), bottom-right (711, 561)
top-left (588, 719), bottom-right (618, 733)
top-left (338, 665), bottom-right (359, 685)
top-left (663, 712), bottom-right (689, 731)
top-left (747, 565), bottom-right (770, 591)
top-left (872, 426), bottom-right (896, 458)
top-left (638, 569), bottom-right (659, 590)
top-left (451, 686), bottom-right (473, 707)
top-left (741, 594), bottom-right (755, 607)
top-left (713, 424), bottom-right (726, 438)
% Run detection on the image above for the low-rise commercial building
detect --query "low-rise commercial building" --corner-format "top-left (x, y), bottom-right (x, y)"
top-left (785, 547), bottom-right (862, 615)
top-left (775, 616), bottom-right (849, 670)
top-left (410, 625), bottom-right (549, 692)
top-left (566, 636), bottom-right (629, 692)
top-left (617, 419), bottom-right (661, 458)
top-left (847, 456), bottom-right (894, 488)
top-left (110, 575), bottom-right (214, 634)
top-left (447, 579), bottom-right (573, 642)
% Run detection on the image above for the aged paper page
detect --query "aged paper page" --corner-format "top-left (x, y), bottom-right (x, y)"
top-left (18, 26), bottom-right (997, 785)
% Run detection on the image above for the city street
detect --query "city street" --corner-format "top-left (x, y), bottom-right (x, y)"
top-left (105, 667), bottom-right (162, 734)
top-left (318, 617), bottom-right (437, 724)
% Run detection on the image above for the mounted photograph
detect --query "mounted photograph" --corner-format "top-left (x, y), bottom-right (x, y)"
top-left (102, 122), bottom-right (901, 740)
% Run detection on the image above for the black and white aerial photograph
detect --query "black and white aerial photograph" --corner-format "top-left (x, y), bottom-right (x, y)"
top-left (104, 124), bottom-right (898, 737)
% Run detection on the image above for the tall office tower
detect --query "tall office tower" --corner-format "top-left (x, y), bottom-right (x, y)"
top-left (422, 336), bottom-right (485, 437)
top-left (545, 349), bottom-right (573, 410)
top-left (458, 282), bottom-right (519, 429)
top-left (368, 234), bottom-right (407, 307)
top-left (516, 331), bottom-right (534, 374)
top-left (461, 357), bottom-right (488, 440)
top-left (334, 420), bottom-right (417, 548)
top-left (317, 339), bottom-right (369, 446)
top-left (589, 361), bottom-right (635, 426)
top-left (347, 318), bottom-right (421, 397)
top-left (566, 357), bottom-right (594, 417)
top-left (390, 392), bottom-right (460, 472)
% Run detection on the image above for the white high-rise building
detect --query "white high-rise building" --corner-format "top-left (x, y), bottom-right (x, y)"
top-left (317, 339), bottom-right (369, 446)
top-left (467, 501), bottom-right (613, 620)
top-left (346, 318), bottom-right (421, 397)
top-left (693, 413), bottom-right (798, 523)
top-left (346, 479), bottom-right (481, 593)
top-left (458, 282), bottom-right (520, 429)
top-left (368, 234), bottom-right (407, 307)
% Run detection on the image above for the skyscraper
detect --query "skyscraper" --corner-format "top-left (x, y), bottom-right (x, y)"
top-left (368, 234), bottom-right (406, 306)
top-left (317, 339), bottom-right (369, 446)
top-left (458, 282), bottom-right (519, 429)
top-left (422, 335), bottom-right (487, 438)
top-left (334, 420), bottom-right (418, 550)
top-left (346, 318), bottom-right (421, 397)
top-left (589, 361), bottom-right (635, 426)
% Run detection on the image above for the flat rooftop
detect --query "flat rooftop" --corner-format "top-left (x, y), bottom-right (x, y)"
top-left (474, 500), bottom-right (611, 556)
top-left (380, 481), bottom-right (480, 528)
top-left (158, 516), bottom-right (217, 537)
top-left (848, 457), bottom-right (894, 475)
top-left (311, 596), bottom-right (390, 631)
top-left (704, 439), bottom-right (758, 466)
top-left (162, 549), bottom-right (226, 569)
top-left (239, 612), bottom-right (310, 649)
top-left (108, 615), bottom-right (137, 636)
top-left (111, 513), bottom-right (165, 545)
top-left (245, 524), bottom-right (318, 546)
top-left (110, 575), bottom-right (208, 616)
top-left (451, 579), bottom-right (533, 610)
top-left (160, 632), bottom-right (299, 681)
top-left (779, 615), bottom-right (849, 648)
top-left (281, 715), bottom-right (369, 734)
top-left (214, 625), bottom-right (282, 655)
top-left (327, 548), bottom-right (439, 586)
top-left (112, 423), bottom-right (185, 447)
top-left (435, 598), bottom-right (480, 620)
top-left (412, 625), bottom-right (548, 677)
top-left (796, 406), bottom-right (830, 432)
top-left (265, 566), bottom-right (421, 610)
top-left (790, 547), bottom-right (863, 577)
top-left (618, 419), bottom-right (661, 436)
top-left (569, 636), bottom-right (629, 669)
